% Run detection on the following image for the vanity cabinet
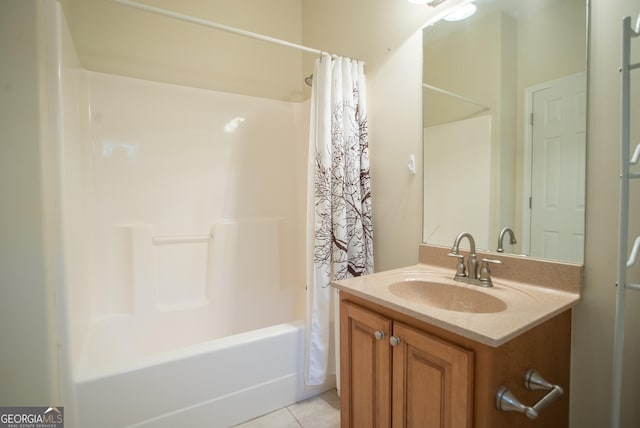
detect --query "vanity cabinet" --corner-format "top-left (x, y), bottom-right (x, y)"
top-left (340, 301), bottom-right (392, 427)
top-left (339, 292), bottom-right (571, 428)
top-left (391, 321), bottom-right (473, 428)
top-left (340, 301), bottom-right (472, 427)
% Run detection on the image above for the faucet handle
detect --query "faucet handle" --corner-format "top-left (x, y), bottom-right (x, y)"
top-left (448, 253), bottom-right (467, 278)
top-left (478, 258), bottom-right (503, 287)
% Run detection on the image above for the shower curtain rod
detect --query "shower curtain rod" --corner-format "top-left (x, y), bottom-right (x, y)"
top-left (422, 82), bottom-right (490, 110)
top-left (108, 0), bottom-right (362, 63)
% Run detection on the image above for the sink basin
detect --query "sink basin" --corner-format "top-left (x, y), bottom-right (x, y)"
top-left (388, 280), bottom-right (507, 313)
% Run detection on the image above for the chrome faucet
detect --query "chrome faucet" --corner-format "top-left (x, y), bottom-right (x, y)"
top-left (449, 232), bottom-right (479, 280)
top-left (497, 227), bottom-right (517, 253)
top-left (449, 232), bottom-right (502, 287)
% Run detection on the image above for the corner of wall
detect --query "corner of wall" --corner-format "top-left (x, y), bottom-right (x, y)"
top-left (368, 32), bottom-right (424, 271)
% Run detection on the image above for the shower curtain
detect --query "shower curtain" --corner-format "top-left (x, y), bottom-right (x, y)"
top-left (305, 54), bottom-right (373, 386)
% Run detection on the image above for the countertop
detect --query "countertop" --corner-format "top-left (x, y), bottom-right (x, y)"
top-left (331, 249), bottom-right (582, 347)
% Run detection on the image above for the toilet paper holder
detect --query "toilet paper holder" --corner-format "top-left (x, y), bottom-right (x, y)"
top-left (496, 369), bottom-right (564, 419)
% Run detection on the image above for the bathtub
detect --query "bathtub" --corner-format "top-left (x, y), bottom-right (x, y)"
top-left (67, 215), bottom-right (331, 427)
top-left (75, 320), bottom-right (334, 428)
top-left (70, 217), bottom-right (334, 428)
top-left (71, 220), bottom-right (336, 428)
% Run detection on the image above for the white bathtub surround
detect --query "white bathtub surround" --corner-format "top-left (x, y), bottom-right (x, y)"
top-left (305, 54), bottom-right (374, 386)
top-left (63, 69), bottom-right (328, 424)
top-left (52, 6), bottom-right (333, 422)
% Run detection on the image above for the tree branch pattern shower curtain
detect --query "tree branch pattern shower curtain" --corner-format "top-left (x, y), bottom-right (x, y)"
top-left (305, 54), bottom-right (373, 386)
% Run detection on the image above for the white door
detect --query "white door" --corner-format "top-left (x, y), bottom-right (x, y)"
top-left (528, 73), bottom-right (586, 263)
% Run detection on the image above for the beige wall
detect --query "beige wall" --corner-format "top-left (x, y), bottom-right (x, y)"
top-left (0, 0), bottom-right (59, 405)
top-left (367, 32), bottom-right (425, 271)
top-left (422, 12), bottom-right (504, 127)
top-left (571, 0), bottom-right (640, 426)
top-left (61, 0), bottom-right (305, 101)
top-left (301, 0), bottom-right (435, 75)
top-left (61, 0), bottom-right (441, 102)
top-left (516, 0), bottom-right (587, 90)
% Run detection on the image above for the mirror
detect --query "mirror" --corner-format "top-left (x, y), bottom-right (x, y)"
top-left (421, 0), bottom-right (587, 263)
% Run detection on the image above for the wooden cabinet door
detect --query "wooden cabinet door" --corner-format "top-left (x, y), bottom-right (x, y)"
top-left (340, 301), bottom-right (393, 428)
top-left (391, 322), bottom-right (474, 428)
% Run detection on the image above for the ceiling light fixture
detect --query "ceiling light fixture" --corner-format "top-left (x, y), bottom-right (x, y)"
top-left (443, 3), bottom-right (477, 21)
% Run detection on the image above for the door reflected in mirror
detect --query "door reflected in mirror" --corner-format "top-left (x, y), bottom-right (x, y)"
top-left (422, 0), bottom-right (587, 263)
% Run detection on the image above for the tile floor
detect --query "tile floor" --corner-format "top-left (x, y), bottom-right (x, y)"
top-left (233, 389), bottom-right (340, 428)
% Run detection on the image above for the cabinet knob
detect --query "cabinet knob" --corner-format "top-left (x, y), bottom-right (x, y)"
top-left (374, 330), bottom-right (385, 340)
top-left (390, 336), bottom-right (401, 347)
